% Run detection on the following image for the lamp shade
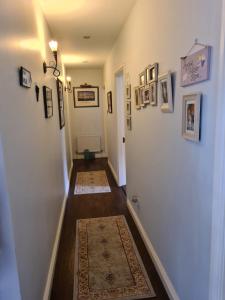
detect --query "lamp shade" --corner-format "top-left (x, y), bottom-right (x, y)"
top-left (66, 76), bottom-right (71, 82)
top-left (49, 40), bottom-right (58, 52)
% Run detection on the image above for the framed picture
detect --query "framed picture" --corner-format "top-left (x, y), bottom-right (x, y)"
top-left (144, 86), bottom-right (150, 104)
top-left (56, 79), bottom-right (65, 129)
top-left (134, 87), bottom-right (141, 110)
top-left (19, 67), bottom-right (32, 88)
top-left (43, 86), bottom-right (53, 119)
top-left (158, 72), bottom-right (173, 113)
top-left (126, 116), bottom-right (132, 131)
top-left (73, 86), bottom-right (99, 108)
top-left (139, 86), bottom-right (146, 107)
top-left (139, 71), bottom-right (146, 86)
top-left (149, 81), bottom-right (157, 106)
top-left (181, 46), bottom-right (211, 87)
top-left (147, 63), bottom-right (158, 83)
top-left (107, 91), bottom-right (112, 113)
top-left (126, 84), bottom-right (131, 99)
top-left (182, 93), bottom-right (201, 142)
top-left (126, 101), bottom-right (131, 115)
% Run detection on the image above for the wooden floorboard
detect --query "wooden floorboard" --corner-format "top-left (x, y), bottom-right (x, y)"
top-left (50, 158), bottom-right (169, 300)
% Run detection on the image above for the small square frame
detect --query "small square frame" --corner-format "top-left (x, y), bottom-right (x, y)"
top-left (126, 84), bottom-right (131, 99)
top-left (158, 71), bottom-right (173, 113)
top-left (126, 101), bottom-right (131, 115)
top-left (43, 86), bottom-right (53, 119)
top-left (139, 71), bottom-right (146, 86)
top-left (149, 81), bottom-right (157, 106)
top-left (147, 63), bottom-right (158, 84)
top-left (126, 116), bottom-right (132, 131)
top-left (19, 66), bottom-right (32, 88)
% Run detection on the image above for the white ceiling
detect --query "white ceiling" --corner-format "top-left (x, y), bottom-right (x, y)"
top-left (39, 0), bottom-right (136, 68)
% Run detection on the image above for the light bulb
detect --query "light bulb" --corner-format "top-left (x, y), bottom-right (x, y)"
top-left (49, 40), bottom-right (58, 52)
top-left (66, 76), bottom-right (71, 82)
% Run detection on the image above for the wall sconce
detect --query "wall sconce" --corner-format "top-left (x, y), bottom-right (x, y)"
top-left (43, 40), bottom-right (60, 78)
top-left (65, 76), bottom-right (72, 93)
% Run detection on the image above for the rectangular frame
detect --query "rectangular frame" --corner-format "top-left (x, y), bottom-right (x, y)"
top-left (107, 91), bottom-right (113, 113)
top-left (134, 87), bottom-right (141, 110)
top-left (139, 71), bottom-right (146, 86)
top-left (73, 86), bottom-right (99, 108)
top-left (56, 79), bottom-right (65, 129)
top-left (19, 66), bottom-right (32, 88)
top-left (158, 71), bottom-right (173, 113)
top-left (126, 84), bottom-right (131, 99)
top-left (182, 92), bottom-right (202, 142)
top-left (126, 116), bottom-right (132, 131)
top-left (147, 63), bottom-right (159, 84)
top-left (43, 86), bottom-right (53, 119)
top-left (149, 81), bottom-right (157, 106)
top-left (126, 101), bottom-right (131, 115)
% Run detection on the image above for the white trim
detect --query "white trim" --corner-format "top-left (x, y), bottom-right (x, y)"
top-left (108, 159), bottom-right (119, 186)
top-left (43, 163), bottom-right (73, 300)
top-left (209, 0), bottom-right (225, 298)
top-left (127, 200), bottom-right (180, 300)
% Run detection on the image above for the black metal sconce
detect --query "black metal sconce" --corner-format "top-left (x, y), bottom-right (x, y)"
top-left (43, 40), bottom-right (60, 78)
top-left (65, 76), bottom-right (72, 93)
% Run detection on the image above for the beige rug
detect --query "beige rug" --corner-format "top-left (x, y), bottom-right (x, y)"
top-left (74, 215), bottom-right (156, 300)
top-left (74, 170), bottom-right (111, 195)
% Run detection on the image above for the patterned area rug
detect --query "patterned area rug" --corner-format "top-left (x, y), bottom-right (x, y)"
top-left (74, 216), bottom-right (156, 300)
top-left (74, 170), bottom-right (111, 195)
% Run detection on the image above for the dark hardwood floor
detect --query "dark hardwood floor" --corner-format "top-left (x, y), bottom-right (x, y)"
top-left (50, 158), bottom-right (169, 300)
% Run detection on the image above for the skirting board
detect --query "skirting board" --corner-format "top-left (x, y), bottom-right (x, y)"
top-left (43, 163), bottom-right (73, 300)
top-left (127, 200), bottom-right (180, 300)
top-left (108, 159), bottom-right (119, 186)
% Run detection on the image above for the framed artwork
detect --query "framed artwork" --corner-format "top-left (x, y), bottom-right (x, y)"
top-left (144, 86), bottom-right (150, 104)
top-left (126, 84), bottom-right (131, 99)
top-left (126, 116), bottom-right (132, 131)
top-left (139, 71), bottom-right (146, 86)
top-left (181, 46), bottom-right (211, 87)
top-left (56, 79), bottom-right (65, 129)
top-left (149, 81), bottom-right (157, 106)
top-left (19, 66), bottom-right (32, 88)
top-left (182, 93), bottom-right (201, 142)
top-left (107, 91), bottom-right (113, 113)
top-left (134, 87), bottom-right (141, 110)
top-left (43, 86), bottom-right (53, 119)
top-left (126, 101), bottom-right (131, 115)
top-left (73, 86), bottom-right (99, 108)
top-left (139, 86), bottom-right (145, 107)
top-left (147, 63), bottom-right (158, 83)
top-left (158, 72), bottom-right (173, 113)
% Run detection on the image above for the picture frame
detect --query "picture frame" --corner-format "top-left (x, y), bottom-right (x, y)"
top-left (107, 91), bottom-right (113, 113)
top-left (126, 84), bottom-right (131, 99)
top-left (43, 86), bottom-right (53, 119)
top-left (139, 71), bottom-right (146, 86)
top-left (56, 79), bottom-right (65, 129)
top-left (143, 86), bottom-right (150, 104)
top-left (126, 101), bottom-right (131, 115)
top-left (73, 86), bottom-right (99, 108)
top-left (134, 87), bottom-right (141, 110)
top-left (147, 63), bottom-right (158, 84)
top-left (149, 81), bottom-right (157, 106)
top-left (182, 92), bottom-right (202, 142)
top-left (19, 66), bottom-right (32, 88)
top-left (126, 116), bottom-right (132, 131)
top-left (158, 71), bottom-right (173, 113)
top-left (139, 86), bottom-right (146, 107)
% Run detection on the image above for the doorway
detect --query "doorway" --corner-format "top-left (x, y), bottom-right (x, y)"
top-left (115, 68), bottom-right (126, 188)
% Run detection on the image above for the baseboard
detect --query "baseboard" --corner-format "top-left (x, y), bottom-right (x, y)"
top-left (108, 159), bottom-right (119, 186)
top-left (127, 200), bottom-right (180, 300)
top-left (43, 163), bottom-right (73, 300)
top-left (74, 152), bottom-right (108, 159)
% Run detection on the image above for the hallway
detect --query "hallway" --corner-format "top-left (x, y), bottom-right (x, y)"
top-left (51, 159), bottom-right (169, 300)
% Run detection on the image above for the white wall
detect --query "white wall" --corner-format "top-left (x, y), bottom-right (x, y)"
top-left (0, 0), bottom-right (72, 299)
top-left (104, 0), bottom-right (223, 299)
top-left (66, 68), bottom-right (106, 158)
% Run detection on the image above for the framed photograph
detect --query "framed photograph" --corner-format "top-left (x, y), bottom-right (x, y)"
top-left (147, 63), bottom-right (158, 83)
top-left (182, 93), bottom-right (201, 142)
top-left (181, 46), bottom-right (211, 87)
top-left (126, 84), bottom-right (131, 99)
top-left (139, 71), bottom-right (146, 86)
top-left (19, 66), bottom-right (32, 88)
top-left (56, 79), bottom-right (65, 129)
top-left (126, 101), bottom-right (131, 115)
top-left (149, 81), bottom-right (157, 106)
top-left (134, 87), bottom-right (141, 110)
top-left (43, 86), bottom-right (53, 119)
top-left (158, 72), bottom-right (173, 113)
top-left (126, 116), bottom-right (132, 131)
top-left (73, 86), bottom-right (99, 108)
top-left (144, 86), bottom-right (150, 104)
top-left (107, 91), bottom-right (113, 113)
top-left (139, 86), bottom-right (146, 107)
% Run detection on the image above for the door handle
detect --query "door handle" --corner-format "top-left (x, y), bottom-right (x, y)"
top-left (123, 137), bottom-right (125, 143)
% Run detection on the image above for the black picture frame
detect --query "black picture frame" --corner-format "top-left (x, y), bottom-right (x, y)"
top-left (73, 86), bottom-right (99, 108)
top-left (56, 79), bottom-right (65, 129)
top-left (107, 91), bottom-right (112, 113)
top-left (43, 86), bottom-right (53, 119)
top-left (19, 66), bottom-right (32, 88)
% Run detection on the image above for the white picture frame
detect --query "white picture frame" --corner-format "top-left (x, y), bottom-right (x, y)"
top-left (126, 84), bottom-right (131, 99)
top-left (149, 81), bottom-right (157, 106)
top-left (158, 71), bottom-right (173, 113)
top-left (134, 87), bottom-right (141, 110)
top-left (147, 63), bottom-right (159, 84)
top-left (126, 116), bottom-right (132, 131)
top-left (126, 101), bottom-right (131, 115)
top-left (182, 92), bottom-right (201, 142)
top-left (139, 86), bottom-right (146, 107)
top-left (144, 86), bottom-right (150, 104)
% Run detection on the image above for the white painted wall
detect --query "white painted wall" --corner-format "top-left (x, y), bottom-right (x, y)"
top-left (66, 68), bottom-right (106, 158)
top-left (0, 0), bottom-right (72, 299)
top-left (104, 0), bottom-right (223, 299)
